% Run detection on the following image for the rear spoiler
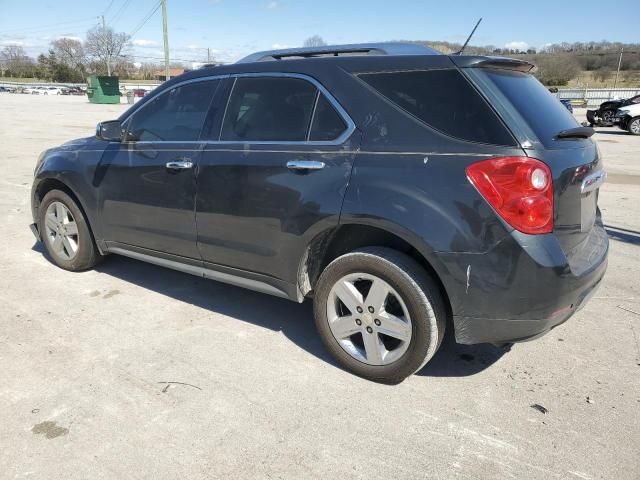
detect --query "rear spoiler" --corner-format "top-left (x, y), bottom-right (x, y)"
top-left (450, 55), bottom-right (535, 73)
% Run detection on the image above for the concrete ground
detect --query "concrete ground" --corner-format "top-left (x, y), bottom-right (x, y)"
top-left (0, 95), bottom-right (638, 480)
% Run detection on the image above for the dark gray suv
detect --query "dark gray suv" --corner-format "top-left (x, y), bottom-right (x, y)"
top-left (30, 43), bottom-right (608, 382)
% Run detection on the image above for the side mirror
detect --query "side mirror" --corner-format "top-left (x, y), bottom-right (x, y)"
top-left (96, 120), bottom-right (123, 142)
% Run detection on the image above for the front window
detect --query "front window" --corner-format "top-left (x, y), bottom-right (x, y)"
top-left (126, 79), bottom-right (219, 142)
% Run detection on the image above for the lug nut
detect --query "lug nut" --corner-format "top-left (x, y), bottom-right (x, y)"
top-left (355, 319), bottom-right (362, 325)
top-left (374, 319), bottom-right (381, 326)
top-left (356, 306), bottom-right (363, 313)
top-left (366, 326), bottom-right (373, 333)
top-left (368, 306), bottom-right (374, 313)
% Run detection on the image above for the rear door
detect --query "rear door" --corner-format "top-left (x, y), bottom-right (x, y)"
top-left (98, 78), bottom-right (221, 259)
top-left (196, 74), bottom-right (358, 285)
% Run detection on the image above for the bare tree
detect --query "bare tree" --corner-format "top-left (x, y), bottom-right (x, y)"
top-left (303, 35), bottom-right (327, 48)
top-left (0, 44), bottom-right (35, 77)
top-left (532, 55), bottom-right (580, 86)
top-left (84, 25), bottom-right (130, 76)
top-left (50, 38), bottom-right (86, 79)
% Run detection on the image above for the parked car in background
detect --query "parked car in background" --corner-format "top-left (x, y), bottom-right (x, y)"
top-left (30, 43), bottom-right (608, 382)
top-left (587, 94), bottom-right (640, 126)
top-left (615, 103), bottom-right (640, 135)
top-left (22, 86), bottom-right (38, 94)
top-left (43, 86), bottom-right (65, 95)
top-left (560, 99), bottom-right (573, 113)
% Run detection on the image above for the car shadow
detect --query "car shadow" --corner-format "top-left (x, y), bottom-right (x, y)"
top-left (606, 225), bottom-right (640, 246)
top-left (594, 129), bottom-right (629, 135)
top-left (416, 332), bottom-right (509, 377)
top-left (32, 243), bottom-right (507, 380)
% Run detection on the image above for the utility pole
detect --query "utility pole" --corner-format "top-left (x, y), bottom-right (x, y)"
top-left (161, 0), bottom-right (170, 81)
top-left (613, 47), bottom-right (623, 89)
top-left (101, 15), bottom-right (111, 76)
top-left (207, 47), bottom-right (211, 63)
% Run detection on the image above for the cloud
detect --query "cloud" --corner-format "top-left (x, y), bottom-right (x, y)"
top-left (504, 41), bottom-right (529, 51)
top-left (271, 43), bottom-right (290, 49)
top-left (57, 35), bottom-right (82, 42)
top-left (266, 1), bottom-right (279, 9)
top-left (0, 40), bottom-right (25, 46)
top-left (132, 39), bottom-right (159, 47)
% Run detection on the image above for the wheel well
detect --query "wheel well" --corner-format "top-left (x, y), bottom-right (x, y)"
top-left (34, 178), bottom-right (77, 213)
top-left (34, 178), bottom-right (100, 250)
top-left (299, 224), bottom-right (452, 319)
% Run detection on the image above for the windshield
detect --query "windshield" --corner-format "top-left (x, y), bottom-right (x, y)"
top-left (473, 68), bottom-right (580, 148)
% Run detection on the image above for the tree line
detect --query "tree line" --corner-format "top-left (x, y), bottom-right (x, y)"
top-left (2, 31), bottom-right (639, 86)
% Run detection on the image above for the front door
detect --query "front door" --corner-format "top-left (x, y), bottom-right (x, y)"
top-left (97, 78), bottom-right (221, 259)
top-left (196, 74), bottom-right (358, 284)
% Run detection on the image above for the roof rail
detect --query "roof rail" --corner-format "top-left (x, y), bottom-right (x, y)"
top-left (236, 42), bottom-right (441, 64)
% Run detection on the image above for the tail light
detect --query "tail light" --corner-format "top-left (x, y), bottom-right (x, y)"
top-left (466, 156), bottom-right (553, 234)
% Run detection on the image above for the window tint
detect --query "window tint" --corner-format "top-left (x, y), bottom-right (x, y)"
top-left (127, 80), bottom-right (218, 141)
top-left (360, 69), bottom-right (516, 146)
top-left (221, 77), bottom-right (317, 141)
top-left (310, 94), bottom-right (347, 141)
top-left (475, 69), bottom-right (580, 148)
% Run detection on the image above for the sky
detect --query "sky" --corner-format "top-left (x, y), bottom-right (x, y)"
top-left (0, 0), bottom-right (637, 65)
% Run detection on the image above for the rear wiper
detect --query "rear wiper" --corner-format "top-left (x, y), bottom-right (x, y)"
top-left (555, 126), bottom-right (595, 140)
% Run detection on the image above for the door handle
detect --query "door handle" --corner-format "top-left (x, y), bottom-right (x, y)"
top-left (166, 160), bottom-right (193, 170)
top-left (286, 160), bottom-right (325, 171)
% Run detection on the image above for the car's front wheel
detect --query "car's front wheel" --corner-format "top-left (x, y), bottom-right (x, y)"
top-left (628, 117), bottom-right (640, 135)
top-left (38, 189), bottom-right (101, 271)
top-left (601, 109), bottom-right (614, 124)
top-left (313, 247), bottom-right (446, 383)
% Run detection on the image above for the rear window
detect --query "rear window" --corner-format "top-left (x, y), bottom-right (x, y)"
top-left (475, 69), bottom-right (580, 148)
top-left (359, 69), bottom-right (516, 146)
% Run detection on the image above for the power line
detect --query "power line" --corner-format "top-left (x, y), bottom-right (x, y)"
top-left (0, 17), bottom-right (97, 34)
top-left (102, 0), bottom-right (117, 16)
top-left (129, 1), bottom-right (162, 38)
top-left (109, 0), bottom-right (134, 26)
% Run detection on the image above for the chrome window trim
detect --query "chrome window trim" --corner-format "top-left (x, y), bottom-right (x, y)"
top-left (216, 72), bottom-right (356, 146)
top-left (119, 72), bottom-right (355, 147)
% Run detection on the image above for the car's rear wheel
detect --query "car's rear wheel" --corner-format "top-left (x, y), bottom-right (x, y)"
top-left (628, 117), bottom-right (640, 135)
top-left (38, 189), bottom-right (101, 271)
top-left (313, 247), bottom-right (446, 383)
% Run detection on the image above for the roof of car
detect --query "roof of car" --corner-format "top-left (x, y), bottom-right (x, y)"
top-left (236, 42), bottom-right (442, 64)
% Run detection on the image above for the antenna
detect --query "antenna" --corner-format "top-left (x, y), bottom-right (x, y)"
top-left (456, 17), bottom-right (483, 55)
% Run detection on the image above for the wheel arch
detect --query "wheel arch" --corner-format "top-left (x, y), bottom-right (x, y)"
top-left (298, 222), bottom-right (452, 321)
top-left (33, 177), bottom-right (102, 254)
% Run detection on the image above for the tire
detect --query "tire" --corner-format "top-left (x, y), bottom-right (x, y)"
top-left (601, 109), bottom-right (614, 124)
top-left (628, 117), bottom-right (640, 135)
top-left (313, 247), bottom-right (446, 383)
top-left (38, 189), bottom-right (101, 271)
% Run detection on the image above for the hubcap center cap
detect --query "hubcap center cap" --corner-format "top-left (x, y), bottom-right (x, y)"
top-left (361, 312), bottom-right (373, 327)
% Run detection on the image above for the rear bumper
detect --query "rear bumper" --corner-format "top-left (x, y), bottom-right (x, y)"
top-left (435, 222), bottom-right (609, 345)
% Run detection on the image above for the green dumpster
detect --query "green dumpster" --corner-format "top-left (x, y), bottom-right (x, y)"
top-left (86, 75), bottom-right (120, 104)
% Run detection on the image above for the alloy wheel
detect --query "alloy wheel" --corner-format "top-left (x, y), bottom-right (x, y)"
top-left (326, 273), bottom-right (412, 365)
top-left (630, 119), bottom-right (640, 135)
top-left (44, 201), bottom-right (79, 260)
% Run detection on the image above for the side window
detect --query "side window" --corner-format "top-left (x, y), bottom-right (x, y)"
top-left (310, 94), bottom-right (347, 141)
top-left (127, 79), bottom-right (218, 142)
top-left (221, 77), bottom-right (317, 142)
top-left (359, 70), bottom-right (516, 146)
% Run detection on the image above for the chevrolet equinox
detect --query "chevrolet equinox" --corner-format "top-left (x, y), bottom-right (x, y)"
top-left (30, 43), bottom-right (608, 382)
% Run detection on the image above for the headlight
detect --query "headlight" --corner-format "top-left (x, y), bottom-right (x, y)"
top-left (615, 109), bottom-right (630, 117)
